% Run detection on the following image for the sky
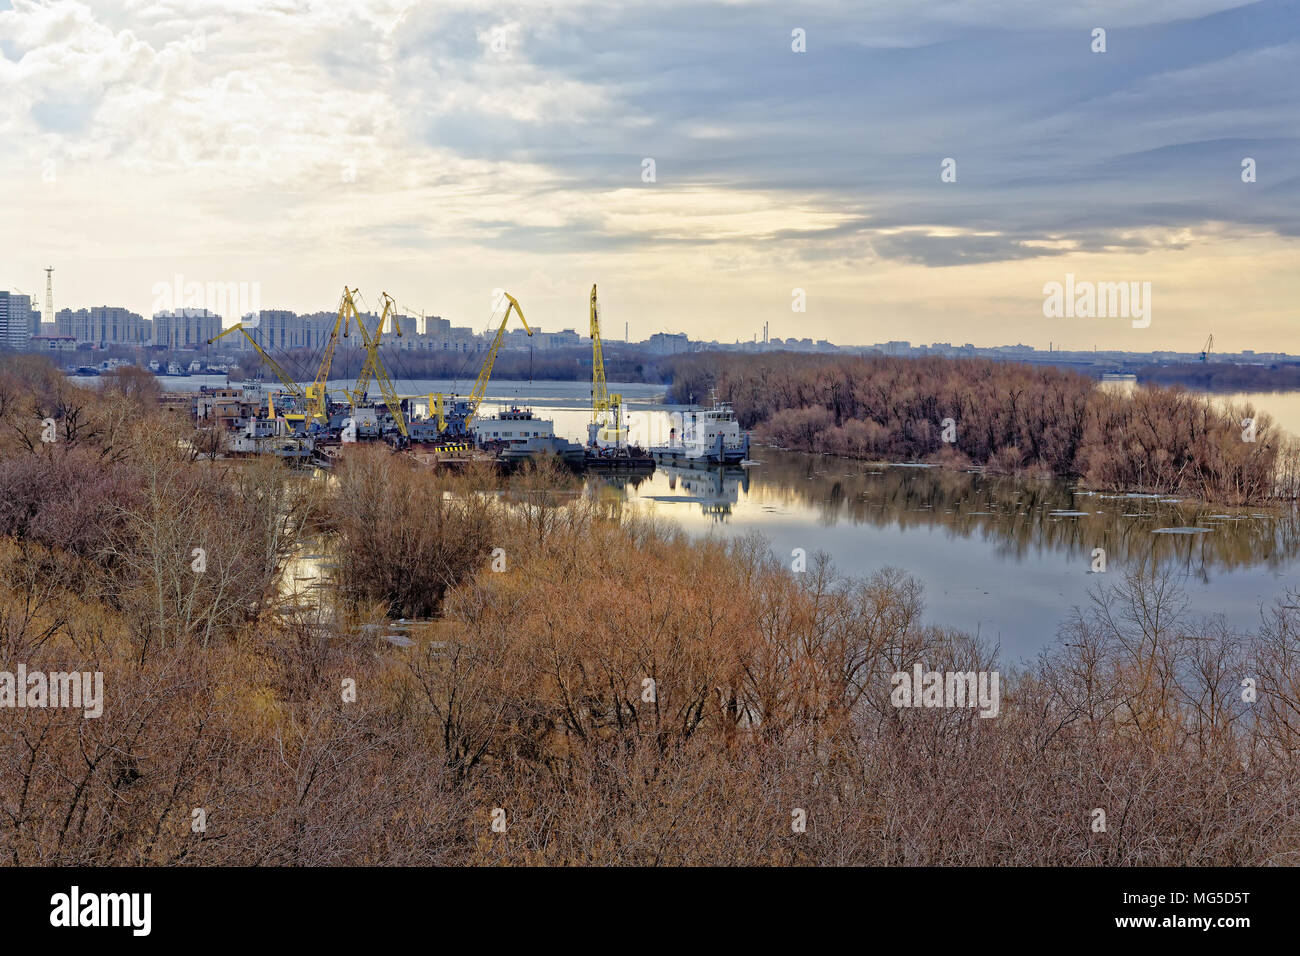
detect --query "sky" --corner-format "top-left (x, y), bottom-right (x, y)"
top-left (0, 0), bottom-right (1297, 351)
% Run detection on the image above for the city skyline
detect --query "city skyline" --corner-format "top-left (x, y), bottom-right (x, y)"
top-left (13, 292), bottom-right (1296, 365)
top-left (2, 0), bottom-right (1298, 352)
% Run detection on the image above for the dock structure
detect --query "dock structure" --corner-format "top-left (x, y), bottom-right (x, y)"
top-left (181, 284), bottom-right (659, 478)
top-left (583, 450), bottom-right (655, 474)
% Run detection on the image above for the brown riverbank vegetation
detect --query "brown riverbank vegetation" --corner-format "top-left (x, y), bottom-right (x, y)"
top-left (666, 352), bottom-right (1300, 504)
top-left (2, 355), bottom-right (1300, 865)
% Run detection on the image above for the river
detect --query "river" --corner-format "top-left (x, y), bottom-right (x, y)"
top-left (95, 372), bottom-right (1300, 660)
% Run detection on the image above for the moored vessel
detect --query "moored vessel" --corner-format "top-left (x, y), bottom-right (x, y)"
top-left (650, 397), bottom-right (750, 465)
top-left (471, 407), bottom-right (585, 466)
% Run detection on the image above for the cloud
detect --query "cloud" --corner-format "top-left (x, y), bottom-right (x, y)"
top-left (0, 0), bottom-right (1297, 350)
top-left (868, 233), bottom-right (1072, 267)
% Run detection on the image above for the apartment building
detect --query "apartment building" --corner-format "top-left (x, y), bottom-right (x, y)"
top-left (56, 305), bottom-right (150, 346)
top-left (0, 291), bottom-right (37, 349)
top-left (152, 308), bottom-right (222, 348)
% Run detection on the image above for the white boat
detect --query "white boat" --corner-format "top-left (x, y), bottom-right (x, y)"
top-left (650, 398), bottom-right (750, 465)
top-left (471, 407), bottom-right (584, 464)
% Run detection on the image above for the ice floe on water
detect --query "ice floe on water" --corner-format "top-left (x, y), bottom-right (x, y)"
top-left (1152, 527), bottom-right (1212, 535)
top-left (1049, 511), bottom-right (1091, 517)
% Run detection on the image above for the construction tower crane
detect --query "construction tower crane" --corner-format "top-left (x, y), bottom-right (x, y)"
top-left (588, 284), bottom-right (626, 448)
top-left (1200, 334), bottom-right (1213, 363)
top-left (208, 323), bottom-right (303, 400)
top-left (463, 292), bottom-right (532, 431)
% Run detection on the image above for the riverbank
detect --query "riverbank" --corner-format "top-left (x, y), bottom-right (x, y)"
top-left (10, 349), bottom-right (1300, 864)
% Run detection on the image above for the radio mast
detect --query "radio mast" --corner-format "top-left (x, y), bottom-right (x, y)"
top-left (43, 266), bottom-right (54, 329)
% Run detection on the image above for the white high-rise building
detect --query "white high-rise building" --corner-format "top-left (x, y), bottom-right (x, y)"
top-left (0, 291), bottom-right (36, 349)
top-left (152, 308), bottom-right (222, 348)
top-left (56, 305), bottom-right (148, 345)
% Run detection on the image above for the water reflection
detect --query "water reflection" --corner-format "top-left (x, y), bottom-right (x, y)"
top-left (644, 461), bottom-right (750, 519)
top-left (587, 448), bottom-right (1300, 579)
top-left (724, 452), bottom-right (1300, 579)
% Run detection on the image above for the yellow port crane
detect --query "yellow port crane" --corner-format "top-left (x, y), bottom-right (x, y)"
top-left (424, 391), bottom-right (447, 432)
top-left (349, 291), bottom-right (409, 438)
top-left (588, 284), bottom-right (626, 448)
top-left (208, 322), bottom-right (303, 400)
top-left (463, 292), bottom-right (532, 431)
top-left (350, 292), bottom-right (401, 404)
top-left (303, 287), bottom-right (358, 425)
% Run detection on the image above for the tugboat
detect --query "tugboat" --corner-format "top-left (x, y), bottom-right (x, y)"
top-left (650, 395), bottom-right (750, 465)
top-left (471, 407), bottom-right (585, 467)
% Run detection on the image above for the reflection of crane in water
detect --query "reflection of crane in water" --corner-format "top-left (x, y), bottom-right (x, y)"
top-left (589, 473), bottom-right (654, 496)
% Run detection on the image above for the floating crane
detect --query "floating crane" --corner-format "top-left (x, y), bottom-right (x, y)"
top-left (1200, 334), bottom-right (1214, 363)
top-left (397, 294), bottom-right (530, 439)
top-left (463, 292), bottom-right (532, 432)
top-left (302, 287), bottom-right (358, 425)
top-left (424, 391), bottom-right (447, 433)
top-left (588, 284), bottom-right (626, 448)
top-left (350, 292), bottom-right (401, 404)
top-left (349, 291), bottom-right (408, 438)
top-left (208, 322), bottom-right (303, 400)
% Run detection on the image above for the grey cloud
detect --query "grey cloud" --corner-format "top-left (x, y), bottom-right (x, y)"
top-left (868, 233), bottom-right (1072, 267)
top-left (386, 0), bottom-right (1299, 262)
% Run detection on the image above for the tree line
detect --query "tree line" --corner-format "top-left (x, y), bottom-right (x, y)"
top-left (665, 352), bottom-right (1300, 504)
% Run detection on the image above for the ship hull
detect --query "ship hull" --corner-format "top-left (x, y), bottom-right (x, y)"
top-left (650, 431), bottom-right (749, 465)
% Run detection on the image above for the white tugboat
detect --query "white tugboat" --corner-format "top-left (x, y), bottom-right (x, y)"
top-left (650, 395), bottom-right (750, 465)
top-left (470, 407), bottom-right (585, 466)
